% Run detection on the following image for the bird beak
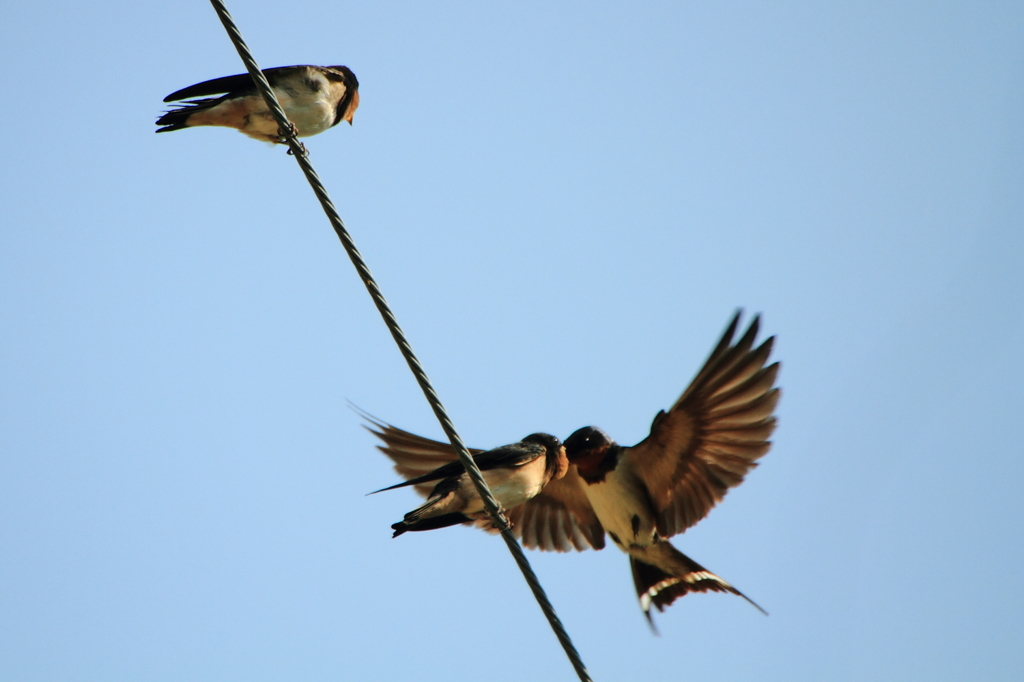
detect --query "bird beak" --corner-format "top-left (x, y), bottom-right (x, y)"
top-left (345, 90), bottom-right (360, 125)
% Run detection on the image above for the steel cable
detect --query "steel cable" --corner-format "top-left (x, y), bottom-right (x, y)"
top-left (204, 2), bottom-right (593, 679)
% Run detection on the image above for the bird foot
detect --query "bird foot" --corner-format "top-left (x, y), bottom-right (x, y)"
top-left (276, 122), bottom-right (308, 156)
top-left (487, 516), bottom-right (514, 532)
top-left (277, 121), bottom-right (299, 140)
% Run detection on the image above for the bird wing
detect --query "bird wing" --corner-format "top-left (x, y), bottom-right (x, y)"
top-left (364, 415), bottom-right (605, 552)
top-left (162, 65), bottom-right (312, 102)
top-left (363, 416), bottom-right (486, 497)
top-left (510, 467), bottom-right (606, 552)
top-left (626, 312), bottom-right (780, 538)
top-left (376, 439), bottom-right (549, 493)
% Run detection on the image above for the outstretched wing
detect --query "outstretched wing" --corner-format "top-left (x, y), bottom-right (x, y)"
top-left (510, 467), bottom-right (605, 552)
top-left (362, 414), bottom-right (485, 497)
top-left (363, 414), bottom-right (605, 552)
top-left (626, 312), bottom-right (780, 538)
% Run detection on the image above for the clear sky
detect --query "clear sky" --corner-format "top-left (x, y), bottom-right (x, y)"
top-left (2, 1), bottom-right (1023, 680)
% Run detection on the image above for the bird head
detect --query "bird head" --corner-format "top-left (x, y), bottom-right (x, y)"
top-left (564, 426), bottom-right (614, 462)
top-left (521, 432), bottom-right (562, 451)
top-left (522, 432), bottom-right (568, 481)
top-left (328, 65), bottom-right (360, 125)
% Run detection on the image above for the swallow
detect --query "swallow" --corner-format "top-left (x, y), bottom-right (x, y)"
top-left (367, 429), bottom-right (570, 538)
top-left (361, 312), bottom-right (779, 628)
top-left (156, 65), bottom-right (359, 143)
top-left (365, 415), bottom-right (605, 548)
top-left (562, 311), bottom-right (779, 626)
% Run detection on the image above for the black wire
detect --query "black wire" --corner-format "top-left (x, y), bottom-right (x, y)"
top-left (204, 2), bottom-right (593, 679)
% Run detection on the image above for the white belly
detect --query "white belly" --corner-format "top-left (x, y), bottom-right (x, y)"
top-left (585, 468), bottom-right (657, 551)
top-left (276, 90), bottom-right (336, 136)
top-left (233, 92), bottom-right (335, 141)
top-left (460, 457), bottom-right (547, 516)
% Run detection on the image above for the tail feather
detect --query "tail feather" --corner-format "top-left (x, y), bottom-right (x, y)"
top-left (155, 98), bottom-right (221, 133)
top-left (392, 512), bottom-right (471, 537)
top-left (630, 542), bottom-right (766, 627)
top-left (390, 478), bottom-right (469, 538)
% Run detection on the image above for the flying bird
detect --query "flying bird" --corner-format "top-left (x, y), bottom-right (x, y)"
top-left (368, 431), bottom-right (570, 538)
top-left (562, 311), bottom-right (778, 625)
top-left (363, 311), bottom-right (780, 626)
top-left (156, 65), bottom-right (359, 143)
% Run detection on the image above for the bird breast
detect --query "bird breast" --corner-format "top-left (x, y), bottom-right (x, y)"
top-left (584, 466), bottom-right (658, 551)
top-left (274, 74), bottom-right (346, 136)
top-left (459, 457), bottom-right (548, 515)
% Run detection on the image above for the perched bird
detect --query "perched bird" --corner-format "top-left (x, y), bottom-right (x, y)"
top-left (156, 65), bottom-right (359, 143)
top-left (365, 416), bottom-right (605, 549)
top-left (562, 311), bottom-right (779, 625)
top-left (362, 311), bottom-right (780, 626)
top-left (368, 431), bottom-right (570, 538)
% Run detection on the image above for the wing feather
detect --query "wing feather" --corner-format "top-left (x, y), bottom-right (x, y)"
top-left (512, 468), bottom-right (606, 551)
top-left (706, 364), bottom-right (779, 415)
top-left (361, 413), bottom-right (485, 497)
top-left (163, 65), bottom-right (317, 102)
top-left (627, 312), bottom-right (781, 538)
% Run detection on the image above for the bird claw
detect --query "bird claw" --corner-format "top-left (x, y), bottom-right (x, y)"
top-left (487, 516), bottom-right (514, 532)
top-left (276, 122), bottom-right (308, 156)
top-left (277, 121), bottom-right (299, 140)
top-left (471, 510), bottom-right (513, 532)
top-left (286, 141), bottom-right (309, 157)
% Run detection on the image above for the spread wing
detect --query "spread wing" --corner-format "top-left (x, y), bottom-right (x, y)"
top-left (626, 312), bottom-right (780, 538)
top-left (363, 414), bottom-right (605, 552)
top-left (163, 65), bottom-right (314, 102)
top-left (362, 415), bottom-right (485, 497)
top-left (511, 468), bottom-right (605, 552)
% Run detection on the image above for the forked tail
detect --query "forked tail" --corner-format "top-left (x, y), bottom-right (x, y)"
top-left (630, 541), bottom-right (766, 629)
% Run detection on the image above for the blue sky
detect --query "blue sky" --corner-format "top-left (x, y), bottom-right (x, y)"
top-left (2, 1), bottom-right (1023, 680)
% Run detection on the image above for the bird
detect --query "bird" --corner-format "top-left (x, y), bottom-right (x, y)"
top-left (367, 430), bottom-right (571, 538)
top-left (562, 311), bottom-right (779, 626)
top-left (365, 414), bottom-right (605, 548)
top-left (155, 65), bottom-right (359, 143)
top-left (362, 311), bottom-right (780, 627)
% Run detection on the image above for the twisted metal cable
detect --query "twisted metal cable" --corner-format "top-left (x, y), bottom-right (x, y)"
top-left (205, 2), bottom-right (592, 679)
